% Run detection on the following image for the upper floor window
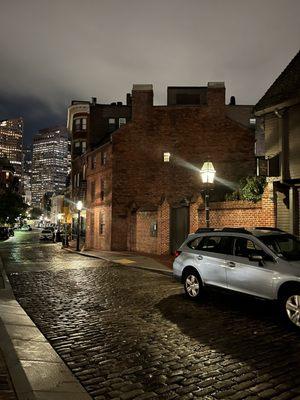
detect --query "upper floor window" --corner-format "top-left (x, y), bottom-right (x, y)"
top-left (119, 118), bottom-right (126, 127)
top-left (82, 141), bottom-right (86, 153)
top-left (82, 164), bottom-right (86, 180)
top-left (100, 179), bottom-right (105, 200)
top-left (99, 213), bottom-right (105, 235)
top-left (91, 155), bottom-right (96, 169)
top-left (101, 151), bottom-right (107, 165)
top-left (91, 181), bottom-right (95, 201)
top-left (73, 117), bottom-right (87, 132)
top-left (108, 118), bottom-right (116, 132)
top-left (250, 118), bottom-right (256, 125)
top-left (163, 152), bottom-right (171, 162)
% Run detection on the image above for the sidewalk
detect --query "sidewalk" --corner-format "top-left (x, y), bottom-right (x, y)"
top-left (0, 255), bottom-right (92, 400)
top-left (66, 241), bottom-right (174, 276)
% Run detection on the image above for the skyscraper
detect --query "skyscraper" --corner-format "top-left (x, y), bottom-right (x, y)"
top-left (22, 146), bottom-right (33, 205)
top-left (0, 117), bottom-right (23, 178)
top-left (31, 126), bottom-right (69, 207)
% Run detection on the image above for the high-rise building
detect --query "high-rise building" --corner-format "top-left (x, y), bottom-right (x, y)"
top-left (31, 126), bottom-right (69, 207)
top-left (0, 117), bottom-right (23, 178)
top-left (22, 146), bottom-right (33, 205)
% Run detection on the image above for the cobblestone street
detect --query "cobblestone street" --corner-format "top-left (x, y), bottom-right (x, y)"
top-left (1, 232), bottom-right (300, 399)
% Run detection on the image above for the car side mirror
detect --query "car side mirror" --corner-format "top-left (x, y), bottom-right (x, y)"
top-left (249, 253), bottom-right (263, 263)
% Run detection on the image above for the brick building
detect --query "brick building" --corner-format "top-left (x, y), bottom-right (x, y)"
top-left (78, 82), bottom-right (256, 254)
top-left (67, 98), bottom-right (132, 240)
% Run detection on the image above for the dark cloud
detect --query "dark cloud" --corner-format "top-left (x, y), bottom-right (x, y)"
top-left (0, 0), bottom-right (299, 144)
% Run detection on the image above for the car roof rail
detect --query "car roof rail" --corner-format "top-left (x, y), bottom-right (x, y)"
top-left (222, 227), bottom-right (252, 234)
top-left (255, 226), bottom-right (284, 232)
top-left (195, 227), bottom-right (216, 233)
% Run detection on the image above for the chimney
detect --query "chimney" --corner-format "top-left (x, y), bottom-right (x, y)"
top-left (229, 96), bottom-right (236, 105)
top-left (91, 97), bottom-right (97, 105)
top-left (207, 82), bottom-right (225, 109)
top-left (132, 84), bottom-right (153, 120)
top-left (126, 93), bottom-right (132, 106)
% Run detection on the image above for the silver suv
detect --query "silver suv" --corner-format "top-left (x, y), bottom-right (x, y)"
top-left (173, 227), bottom-right (300, 329)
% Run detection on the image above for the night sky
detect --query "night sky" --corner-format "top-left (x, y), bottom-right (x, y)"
top-left (0, 0), bottom-right (300, 145)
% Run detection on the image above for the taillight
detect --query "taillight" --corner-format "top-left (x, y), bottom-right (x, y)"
top-left (175, 250), bottom-right (182, 258)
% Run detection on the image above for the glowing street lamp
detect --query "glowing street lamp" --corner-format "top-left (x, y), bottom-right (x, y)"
top-left (200, 161), bottom-right (216, 228)
top-left (200, 161), bottom-right (216, 184)
top-left (76, 201), bottom-right (83, 251)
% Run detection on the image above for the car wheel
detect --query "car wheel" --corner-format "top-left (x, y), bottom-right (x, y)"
top-left (183, 270), bottom-right (203, 299)
top-left (280, 291), bottom-right (300, 329)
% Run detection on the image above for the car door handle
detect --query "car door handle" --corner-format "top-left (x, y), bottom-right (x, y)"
top-left (227, 261), bottom-right (236, 268)
top-left (197, 255), bottom-right (203, 260)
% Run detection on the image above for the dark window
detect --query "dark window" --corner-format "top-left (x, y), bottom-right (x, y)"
top-left (150, 221), bottom-right (158, 237)
top-left (187, 237), bottom-right (203, 250)
top-left (91, 156), bottom-right (96, 169)
top-left (99, 213), bottom-right (105, 235)
top-left (108, 118), bottom-right (116, 132)
top-left (267, 154), bottom-right (280, 177)
top-left (198, 236), bottom-right (222, 252)
top-left (101, 152), bottom-right (107, 165)
top-left (91, 181), bottom-right (95, 202)
top-left (234, 238), bottom-right (263, 258)
top-left (197, 236), bottom-right (234, 255)
top-left (73, 117), bottom-right (87, 132)
top-left (100, 179), bottom-right (105, 200)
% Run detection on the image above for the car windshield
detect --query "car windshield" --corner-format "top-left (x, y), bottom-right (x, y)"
top-left (260, 234), bottom-right (300, 261)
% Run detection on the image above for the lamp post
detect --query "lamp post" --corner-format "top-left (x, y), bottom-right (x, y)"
top-left (200, 161), bottom-right (216, 228)
top-left (76, 201), bottom-right (83, 251)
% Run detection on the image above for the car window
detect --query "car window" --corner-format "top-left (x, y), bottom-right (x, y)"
top-left (234, 237), bottom-right (264, 258)
top-left (187, 237), bottom-right (203, 250)
top-left (197, 236), bottom-right (233, 255)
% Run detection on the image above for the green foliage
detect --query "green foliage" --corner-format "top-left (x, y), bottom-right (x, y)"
top-left (0, 191), bottom-right (28, 225)
top-left (225, 176), bottom-right (266, 203)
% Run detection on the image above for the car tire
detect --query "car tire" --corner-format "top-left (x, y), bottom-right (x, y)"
top-left (279, 290), bottom-right (300, 330)
top-left (183, 269), bottom-right (203, 300)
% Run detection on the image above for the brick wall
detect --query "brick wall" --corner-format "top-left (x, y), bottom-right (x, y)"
top-left (197, 184), bottom-right (276, 229)
top-left (85, 144), bottom-right (113, 250)
top-left (111, 86), bottom-right (256, 250)
top-left (135, 210), bottom-right (158, 253)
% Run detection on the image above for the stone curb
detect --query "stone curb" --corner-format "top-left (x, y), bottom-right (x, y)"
top-left (64, 247), bottom-right (173, 277)
top-left (0, 255), bottom-right (92, 400)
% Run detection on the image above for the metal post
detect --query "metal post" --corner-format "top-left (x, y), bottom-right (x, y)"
top-left (76, 210), bottom-right (81, 251)
top-left (205, 190), bottom-right (210, 228)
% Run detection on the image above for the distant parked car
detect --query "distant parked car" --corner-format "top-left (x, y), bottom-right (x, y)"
top-left (0, 227), bottom-right (9, 241)
top-left (40, 229), bottom-right (54, 241)
top-left (173, 227), bottom-right (300, 330)
top-left (20, 225), bottom-right (32, 231)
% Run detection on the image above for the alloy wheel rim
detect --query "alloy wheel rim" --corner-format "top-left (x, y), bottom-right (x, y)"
top-left (185, 274), bottom-right (200, 297)
top-left (286, 295), bottom-right (300, 327)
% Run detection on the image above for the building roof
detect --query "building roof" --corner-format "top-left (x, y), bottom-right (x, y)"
top-left (255, 50), bottom-right (300, 112)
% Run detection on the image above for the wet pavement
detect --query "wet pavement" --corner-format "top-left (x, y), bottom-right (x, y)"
top-left (1, 231), bottom-right (300, 399)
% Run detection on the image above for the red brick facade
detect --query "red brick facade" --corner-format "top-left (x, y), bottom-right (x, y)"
top-left (121, 184), bottom-right (276, 255)
top-left (84, 83), bottom-right (259, 254)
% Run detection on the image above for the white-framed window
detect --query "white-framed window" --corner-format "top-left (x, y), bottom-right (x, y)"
top-left (119, 117), bottom-right (126, 127)
top-left (163, 152), bottom-right (171, 162)
top-left (74, 141), bottom-right (80, 148)
top-left (250, 118), bottom-right (256, 125)
top-left (82, 164), bottom-right (86, 180)
top-left (73, 117), bottom-right (87, 132)
top-left (82, 141), bottom-right (86, 153)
